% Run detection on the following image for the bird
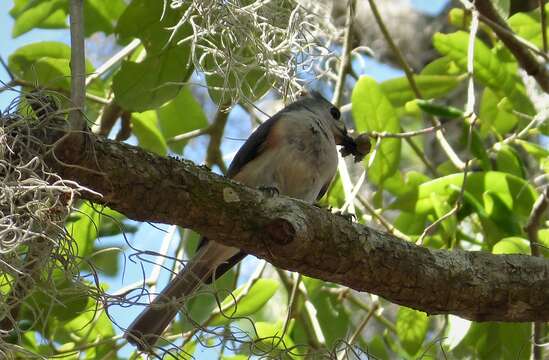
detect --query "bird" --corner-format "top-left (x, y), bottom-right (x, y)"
top-left (125, 90), bottom-right (354, 350)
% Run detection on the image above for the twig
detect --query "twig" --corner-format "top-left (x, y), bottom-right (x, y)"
top-left (342, 292), bottom-right (396, 333)
top-left (337, 302), bottom-right (379, 360)
top-left (367, 0), bottom-right (466, 171)
top-left (85, 39), bottom-right (141, 87)
top-left (167, 127), bottom-right (210, 144)
top-left (500, 108), bottom-right (549, 146)
top-left (2, 77), bottom-right (110, 105)
top-left (68, 0), bottom-right (86, 131)
top-left (281, 272), bottom-right (301, 341)
top-left (205, 105), bottom-right (230, 174)
top-left (332, 0), bottom-right (355, 107)
top-left (332, 0), bottom-right (358, 216)
top-left (357, 194), bottom-right (410, 241)
top-left (148, 225), bottom-right (178, 295)
top-left (0, 55), bottom-right (14, 81)
top-left (541, 0), bottom-right (548, 54)
top-left (525, 186), bottom-right (549, 257)
top-left (474, 12), bottom-right (549, 61)
top-left (475, 0), bottom-right (549, 93)
top-left (367, 125), bottom-right (441, 139)
top-left (524, 186), bottom-right (548, 360)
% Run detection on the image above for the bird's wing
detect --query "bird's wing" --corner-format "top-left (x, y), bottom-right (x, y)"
top-left (226, 112), bottom-right (283, 178)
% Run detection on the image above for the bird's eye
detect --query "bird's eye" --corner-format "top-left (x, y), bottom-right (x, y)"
top-left (330, 106), bottom-right (341, 120)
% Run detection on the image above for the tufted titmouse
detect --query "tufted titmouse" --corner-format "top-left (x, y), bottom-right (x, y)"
top-left (125, 91), bottom-right (354, 350)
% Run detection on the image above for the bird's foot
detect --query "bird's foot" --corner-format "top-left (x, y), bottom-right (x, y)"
top-left (259, 186), bottom-right (280, 197)
top-left (333, 210), bottom-right (356, 223)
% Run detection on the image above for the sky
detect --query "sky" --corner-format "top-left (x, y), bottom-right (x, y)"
top-left (0, 0), bottom-right (450, 357)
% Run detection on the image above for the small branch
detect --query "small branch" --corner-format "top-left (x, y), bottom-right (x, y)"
top-left (337, 302), bottom-right (379, 360)
top-left (1, 78), bottom-right (110, 104)
top-left (539, 0), bottom-right (547, 54)
top-left (0, 55), bottom-right (14, 81)
top-left (356, 194), bottom-right (410, 241)
top-left (85, 39), bottom-right (141, 87)
top-left (205, 105), bottom-right (230, 174)
top-left (68, 0), bottom-right (86, 131)
top-left (474, 12), bottom-right (549, 61)
top-left (332, 0), bottom-right (358, 215)
top-left (276, 269), bottom-right (326, 348)
top-left (525, 186), bottom-right (548, 360)
top-left (475, 0), bottom-right (549, 93)
top-left (366, 125), bottom-right (441, 139)
top-left (332, 0), bottom-right (355, 107)
top-left (167, 127), bottom-right (210, 144)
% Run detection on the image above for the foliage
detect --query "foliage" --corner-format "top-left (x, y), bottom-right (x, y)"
top-left (1, 0), bottom-right (548, 359)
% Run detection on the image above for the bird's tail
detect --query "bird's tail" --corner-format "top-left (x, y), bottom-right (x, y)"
top-left (124, 241), bottom-right (239, 351)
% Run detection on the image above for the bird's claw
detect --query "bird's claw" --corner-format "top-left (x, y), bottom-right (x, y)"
top-left (334, 210), bottom-right (356, 222)
top-left (259, 186), bottom-right (280, 197)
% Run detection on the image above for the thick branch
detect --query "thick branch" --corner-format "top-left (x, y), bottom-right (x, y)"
top-left (49, 134), bottom-right (549, 322)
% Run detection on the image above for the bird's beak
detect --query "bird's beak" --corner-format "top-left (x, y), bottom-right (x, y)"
top-left (334, 121), bottom-right (354, 147)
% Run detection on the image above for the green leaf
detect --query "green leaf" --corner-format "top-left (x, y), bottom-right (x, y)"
top-left (430, 193), bottom-right (457, 246)
top-left (452, 322), bottom-right (531, 360)
top-left (420, 56), bottom-right (464, 76)
top-left (367, 335), bottom-right (390, 360)
top-left (113, 0), bottom-right (193, 110)
top-left (54, 298), bottom-right (116, 348)
top-left (495, 144), bottom-right (525, 178)
top-left (87, 247), bottom-right (121, 276)
top-left (250, 321), bottom-right (297, 358)
top-left (25, 277), bottom-right (89, 322)
top-left (396, 307), bottom-right (429, 356)
top-left (176, 262), bottom-right (236, 333)
top-left (380, 75), bottom-right (462, 108)
top-left (116, 0), bottom-right (189, 54)
top-left (508, 4), bottom-right (549, 51)
top-left (352, 76), bottom-right (401, 185)
top-left (205, 60), bottom-right (272, 105)
top-left (21, 57), bottom-right (71, 90)
top-left (433, 31), bottom-right (534, 115)
top-left (157, 87), bottom-right (208, 153)
top-left (444, 315), bottom-right (471, 350)
top-left (515, 139), bottom-right (549, 172)
top-left (209, 278), bottom-right (279, 326)
top-left (392, 172), bottom-right (538, 223)
top-left (302, 277), bottom-right (350, 347)
top-left (415, 99), bottom-right (464, 119)
top-left (492, 237), bottom-right (530, 255)
top-left (130, 111), bottom-right (168, 155)
top-left (470, 129), bottom-right (492, 171)
top-left (479, 88), bottom-right (518, 137)
top-left (84, 0), bottom-right (126, 36)
top-left (9, 42), bottom-right (104, 96)
top-left (9, 41), bottom-right (70, 74)
top-left (11, 0), bottom-right (67, 37)
top-left (538, 229), bottom-right (549, 257)
top-left (68, 201), bottom-right (100, 258)
top-left (492, 0), bottom-right (510, 19)
top-left (113, 45), bottom-right (191, 111)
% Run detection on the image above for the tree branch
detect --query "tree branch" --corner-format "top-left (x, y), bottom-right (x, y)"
top-left (47, 133), bottom-right (549, 322)
top-left (475, 0), bottom-right (549, 93)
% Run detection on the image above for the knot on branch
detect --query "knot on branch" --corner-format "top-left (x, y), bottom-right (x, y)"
top-left (263, 218), bottom-right (296, 246)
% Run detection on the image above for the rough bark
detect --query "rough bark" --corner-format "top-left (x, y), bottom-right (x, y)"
top-left (51, 134), bottom-right (549, 322)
